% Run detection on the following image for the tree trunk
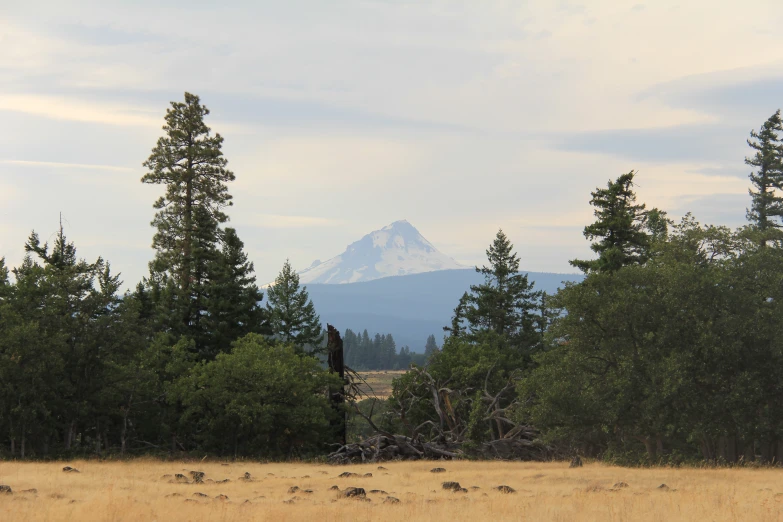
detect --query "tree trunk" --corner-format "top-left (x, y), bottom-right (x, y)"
top-left (20, 432), bottom-right (25, 459)
top-left (65, 420), bottom-right (75, 450)
top-left (656, 435), bottom-right (664, 456)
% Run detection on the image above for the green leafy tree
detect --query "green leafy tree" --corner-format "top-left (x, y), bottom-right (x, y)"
top-left (172, 334), bottom-right (340, 457)
top-left (746, 110), bottom-right (783, 245)
top-left (266, 260), bottom-right (323, 351)
top-left (424, 334), bottom-right (439, 357)
top-left (570, 171), bottom-right (650, 273)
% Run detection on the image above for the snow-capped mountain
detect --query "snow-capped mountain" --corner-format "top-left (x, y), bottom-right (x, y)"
top-left (297, 220), bottom-right (465, 284)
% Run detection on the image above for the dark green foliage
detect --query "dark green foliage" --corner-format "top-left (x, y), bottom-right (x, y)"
top-left (142, 92), bottom-right (263, 359)
top-left (343, 329), bottom-right (431, 370)
top-left (746, 110), bottom-right (783, 244)
top-left (570, 171), bottom-right (651, 273)
top-left (171, 334), bottom-right (340, 458)
top-left (266, 260), bottom-right (323, 351)
top-left (447, 229), bottom-right (544, 357)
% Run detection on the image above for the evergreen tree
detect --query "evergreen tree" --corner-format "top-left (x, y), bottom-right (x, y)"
top-left (202, 228), bottom-right (267, 355)
top-left (142, 92), bottom-right (235, 354)
top-left (266, 260), bottom-right (323, 351)
top-left (424, 334), bottom-right (439, 357)
top-left (448, 229), bottom-right (543, 352)
top-left (570, 171), bottom-right (650, 273)
top-left (746, 110), bottom-right (783, 244)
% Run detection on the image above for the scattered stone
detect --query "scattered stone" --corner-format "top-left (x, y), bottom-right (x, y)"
top-left (267, 473), bottom-right (275, 476)
top-left (384, 496), bottom-right (401, 504)
top-left (301, 475), bottom-right (310, 478)
top-left (430, 468), bottom-right (447, 473)
top-left (184, 499), bottom-right (199, 503)
top-left (243, 500), bottom-right (252, 504)
top-left (170, 474), bottom-right (190, 484)
top-left (0, 485), bottom-right (12, 495)
top-left (20, 489), bottom-right (37, 495)
top-left (377, 466), bottom-right (388, 471)
top-left (62, 466), bottom-right (80, 473)
top-left (239, 472), bottom-right (253, 482)
top-left (216, 479), bottom-right (231, 484)
top-left (470, 486), bottom-right (480, 490)
top-left (340, 487), bottom-right (366, 498)
top-left (456, 488), bottom-right (468, 493)
top-left (613, 482), bottom-right (629, 489)
top-left (569, 456), bottom-right (583, 468)
top-left (302, 489), bottom-right (314, 494)
top-left (165, 493), bottom-right (182, 498)
top-left (215, 494), bottom-right (229, 501)
top-left (288, 486), bottom-right (300, 494)
top-left (283, 499), bottom-right (295, 504)
top-left (657, 484), bottom-right (670, 491)
top-left (338, 472), bottom-right (359, 478)
top-left (329, 485), bottom-right (340, 491)
top-left (494, 485), bottom-right (516, 494)
top-left (441, 481), bottom-right (462, 492)
top-left (193, 493), bottom-right (209, 498)
top-left (369, 489), bottom-right (388, 495)
top-left (189, 471), bottom-right (205, 483)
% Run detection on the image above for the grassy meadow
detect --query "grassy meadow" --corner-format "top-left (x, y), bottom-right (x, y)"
top-left (356, 370), bottom-right (406, 399)
top-left (1, 459), bottom-right (781, 521)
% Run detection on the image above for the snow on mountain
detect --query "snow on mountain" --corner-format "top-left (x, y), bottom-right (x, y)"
top-left (297, 220), bottom-right (465, 284)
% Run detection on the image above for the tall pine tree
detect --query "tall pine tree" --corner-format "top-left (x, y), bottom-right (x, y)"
top-left (746, 110), bottom-right (783, 245)
top-left (142, 92), bottom-right (261, 357)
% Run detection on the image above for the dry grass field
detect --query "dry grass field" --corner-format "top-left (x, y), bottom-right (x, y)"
top-left (356, 370), bottom-right (406, 398)
top-left (1, 460), bottom-right (782, 522)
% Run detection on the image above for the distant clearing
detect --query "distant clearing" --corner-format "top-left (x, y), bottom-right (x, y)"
top-left (356, 370), bottom-right (405, 399)
top-left (0, 460), bottom-right (779, 521)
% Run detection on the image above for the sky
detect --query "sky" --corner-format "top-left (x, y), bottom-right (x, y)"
top-left (2, 0), bottom-right (783, 288)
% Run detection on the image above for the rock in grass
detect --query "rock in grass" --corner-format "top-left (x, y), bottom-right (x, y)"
top-left (329, 485), bottom-right (340, 491)
top-left (368, 489), bottom-right (388, 495)
top-left (20, 489), bottom-right (37, 495)
top-left (338, 472), bottom-right (359, 478)
top-left (430, 468), bottom-right (447, 473)
top-left (613, 482), bottom-right (629, 489)
top-left (340, 487), bottom-right (366, 498)
top-left (288, 486), bottom-right (300, 494)
top-left (0, 485), bottom-right (12, 495)
top-left (215, 494), bottom-right (229, 502)
top-left (441, 481), bottom-right (462, 491)
top-left (657, 484), bottom-right (670, 491)
top-left (377, 466), bottom-right (388, 471)
top-left (62, 466), bottom-right (80, 473)
top-left (384, 496), bottom-right (400, 504)
top-left (494, 485), bottom-right (516, 494)
top-left (170, 474), bottom-right (190, 484)
top-left (193, 493), bottom-right (208, 498)
top-left (569, 456), bottom-right (583, 468)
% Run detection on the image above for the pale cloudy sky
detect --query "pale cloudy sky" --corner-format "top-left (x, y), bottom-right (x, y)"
top-left (2, 0), bottom-right (782, 287)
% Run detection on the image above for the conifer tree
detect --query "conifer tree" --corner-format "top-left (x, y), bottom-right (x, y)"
top-left (266, 260), bottom-right (323, 351)
top-left (746, 110), bottom-right (783, 244)
top-left (142, 92), bottom-right (235, 351)
top-left (448, 229), bottom-right (542, 350)
top-left (424, 334), bottom-right (439, 357)
top-left (570, 171), bottom-right (650, 273)
top-left (202, 228), bottom-right (267, 356)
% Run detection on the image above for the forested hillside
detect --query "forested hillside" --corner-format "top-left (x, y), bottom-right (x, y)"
top-left (2, 95), bottom-right (783, 465)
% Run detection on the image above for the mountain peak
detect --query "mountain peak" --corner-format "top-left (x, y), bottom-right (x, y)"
top-left (297, 220), bottom-right (465, 284)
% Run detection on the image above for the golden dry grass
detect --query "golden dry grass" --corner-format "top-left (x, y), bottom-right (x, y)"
top-left (1, 459), bottom-right (782, 521)
top-left (357, 370), bottom-right (406, 399)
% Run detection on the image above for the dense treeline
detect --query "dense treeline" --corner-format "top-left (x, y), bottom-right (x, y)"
top-left (0, 93), bottom-right (341, 459)
top-left (3, 93), bottom-right (783, 465)
top-left (377, 110), bottom-right (783, 464)
top-left (343, 330), bottom-right (436, 370)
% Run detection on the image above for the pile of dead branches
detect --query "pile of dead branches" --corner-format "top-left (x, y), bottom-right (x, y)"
top-left (329, 365), bottom-right (553, 463)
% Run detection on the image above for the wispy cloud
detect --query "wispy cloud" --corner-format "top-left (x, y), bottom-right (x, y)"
top-left (1, 159), bottom-right (136, 172)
